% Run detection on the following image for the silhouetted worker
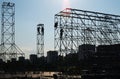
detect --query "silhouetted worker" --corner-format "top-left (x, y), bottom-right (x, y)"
top-left (7, 2), bottom-right (10, 6)
top-left (60, 29), bottom-right (64, 39)
top-left (54, 22), bottom-right (58, 29)
top-left (37, 27), bottom-right (40, 34)
top-left (41, 27), bottom-right (44, 35)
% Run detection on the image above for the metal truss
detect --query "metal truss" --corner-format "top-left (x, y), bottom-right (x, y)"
top-left (54, 8), bottom-right (120, 55)
top-left (0, 2), bottom-right (24, 61)
top-left (37, 24), bottom-right (44, 57)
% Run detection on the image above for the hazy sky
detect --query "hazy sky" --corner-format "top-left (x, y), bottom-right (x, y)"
top-left (0, 0), bottom-right (120, 58)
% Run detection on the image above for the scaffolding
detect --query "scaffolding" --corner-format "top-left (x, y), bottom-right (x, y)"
top-left (0, 2), bottom-right (24, 61)
top-left (37, 24), bottom-right (44, 57)
top-left (54, 8), bottom-right (120, 55)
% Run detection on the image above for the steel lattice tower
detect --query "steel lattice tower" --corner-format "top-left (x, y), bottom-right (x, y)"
top-left (0, 2), bottom-right (24, 61)
top-left (54, 8), bottom-right (120, 55)
top-left (37, 24), bottom-right (44, 57)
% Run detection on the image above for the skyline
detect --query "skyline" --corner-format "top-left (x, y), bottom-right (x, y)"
top-left (0, 0), bottom-right (120, 58)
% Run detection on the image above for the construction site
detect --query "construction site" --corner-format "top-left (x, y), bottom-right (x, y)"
top-left (0, 1), bottom-right (120, 79)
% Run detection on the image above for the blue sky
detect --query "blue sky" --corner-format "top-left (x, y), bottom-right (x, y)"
top-left (0, 0), bottom-right (120, 58)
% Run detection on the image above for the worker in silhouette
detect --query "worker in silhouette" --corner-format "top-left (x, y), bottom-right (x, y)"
top-left (60, 29), bottom-right (64, 39)
top-left (7, 2), bottom-right (10, 6)
top-left (54, 22), bottom-right (58, 29)
top-left (41, 27), bottom-right (44, 35)
top-left (37, 27), bottom-right (40, 34)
